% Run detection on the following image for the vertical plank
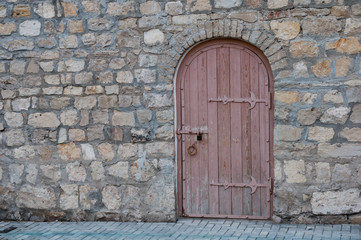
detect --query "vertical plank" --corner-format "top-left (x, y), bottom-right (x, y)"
top-left (241, 51), bottom-right (252, 216)
top-left (259, 64), bottom-right (270, 217)
top-left (207, 49), bottom-right (219, 215)
top-left (230, 47), bottom-right (243, 215)
top-left (198, 52), bottom-right (209, 214)
top-left (189, 58), bottom-right (200, 214)
top-left (217, 47), bottom-right (232, 215)
top-left (250, 56), bottom-right (261, 217)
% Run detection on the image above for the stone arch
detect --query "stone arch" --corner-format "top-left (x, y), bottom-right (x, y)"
top-left (168, 19), bottom-right (287, 76)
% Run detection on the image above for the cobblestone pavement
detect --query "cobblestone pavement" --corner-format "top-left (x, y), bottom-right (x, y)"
top-left (0, 219), bottom-right (360, 240)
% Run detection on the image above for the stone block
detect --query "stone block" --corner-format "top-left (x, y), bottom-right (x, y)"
top-left (112, 111), bottom-right (135, 126)
top-left (156, 125), bottom-right (174, 140)
top-left (326, 37), bottom-right (361, 54)
top-left (320, 107), bottom-right (350, 124)
top-left (16, 185), bottom-right (56, 210)
top-left (14, 146), bottom-right (35, 160)
top-left (0, 23), bottom-right (16, 35)
top-left (346, 87), bottom-right (361, 103)
top-left (66, 162), bottom-right (87, 182)
top-left (335, 56), bottom-right (351, 77)
top-left (98, 143), bottom-right (115, 161)
top-left (2, 39), bottom-right (34, 51)
top-left (106, 2), bottom-right (134, 16)
top-left (144, 93), bottom-right (172, 108)
top-left (315, 162), bottom-right (330, 183)
top-left (165, 1), bottom-right (183, 15)
top-left (29, 112), bottom-right (60, 128)
top-left (172, 14), bottom-right (209, 25)
top-left (118, 143), bottom-right (138, 160)
top-left (345, 18), bottom-right (361, 35)
top-left (108, 161), bottom-right (129, 179)
top-left (140, 1), bottom-right (161, 15)
top-left (26, 164), bottom-right (37, 184)
top-left (68, 20), bottom-right (84, 33)
top-left (80, 185), bottom-right (98, 210)
top-left (82, 1), bottom-right (101, 14)
top-left (352, 4), bottom-right (361, 16)
top-left (57, 143), bottom-right (81, 160)
top-left (85, 86), bottom-right (104, 95)
top-left (69, 129), bottom-right (86, 142)
top-left (228, 11), bottom-right (258, 23)
top-left (302, 17), bottom-right (342, 36)
top-left (284, 160), bottom-right (306, 183)
top-left (50, 97), bottom-right (71, 110)
top-left (312, 59), bottom-right (331, 77)
top-left (81, 144), bottom-right (96, 160)
top-left (87, 125), bottom-right (104, 141)
top-left (34, 3), bottom-right (55, 18)
top-left (215, 0), bottom-right (243, 8)
top-left (92, 109), bottom-right (109, 124)
top-left (12, 5), bottom-right (30, 18)
top-left (10, 61), bottom-right (26, 75)
top-left (289, 41), bottom-right (318, 58)
top-left (74, 96), bottom-right (97, 110)
top-left (9, 163), bottom-right (24, 184)
top-left (4, 112), bottom-right (23, 127)
top-left (339, 127), bottom-right (361, 142)
top-left (275, 91), bottom-right (299, 103)
top-left (19, 20), bottom-right (41, 37)
top-left (145, 142), bottom-right (174, 157)
top-left (323, 90), bottom-right (343, 104)
top-left (331, 6), bottom-right (349, 17)
top-left (350, 104), bottom-right (361, 123)
top-left (116, 71), bottom-right (133, 83)
top-left (12, 98), bottom-right (30, 111)
top-left (332, 164), bottom-right (351, 183)
top-left (88, 18), bottom-right (112, 31)
top-left (110, 128), bottom-right (123, 141)
top-left (268, 0), bottom-right (288, 9)
top-left (275, 125), bottom-right (302, 141)
top-left (64, 59), bottom-right (85, 72)
top-left (102, 186), bottom-right (122, 210)
top-left (61, 2), bottom-right (78, 17)
top-left (40, 165), bottom-right (61, 182)
top-left (293, 62), bottom-right (308, 78)
top-left (308, 126), bottom-right (334, 142)
top-left (64, 86), bottom-right (83, 96)
top-left (318, 143), bottom-right (361, 158)
top-left (297, 108), bottom-right (321, 125)
top-left (109, 58), bottom-right (126, 70)
top-left (90, 161), bottom-right (105, 181)
top-left (144, 29), bottom-right (164, 46)
top-left (311, 188), bottom-right (361, 215)
top-left (60, 184), bottom-right (79, 210)
top-left (44, 75), bottom-right (60, 85)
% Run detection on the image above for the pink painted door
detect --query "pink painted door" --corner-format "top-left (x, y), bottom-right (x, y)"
top-left (176, 39), bottom-right (274, 219)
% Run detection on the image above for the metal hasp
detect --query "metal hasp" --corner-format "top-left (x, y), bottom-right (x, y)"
top-left (176, 126), bottom-right (208, 135)
top-left (210, 177), bottom-right (272, 194)
top-left (209, 91), bottom-right (271, 110)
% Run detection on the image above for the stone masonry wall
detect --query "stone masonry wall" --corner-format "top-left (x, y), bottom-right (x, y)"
top-left (0, 0), bottom-right (360, 223)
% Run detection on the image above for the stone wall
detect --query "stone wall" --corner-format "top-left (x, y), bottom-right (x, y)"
top-left (0, 0), bottom-right (360, 223)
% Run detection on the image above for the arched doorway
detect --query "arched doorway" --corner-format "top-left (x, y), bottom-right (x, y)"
top-left (176, 39), bottom-right (274, 219)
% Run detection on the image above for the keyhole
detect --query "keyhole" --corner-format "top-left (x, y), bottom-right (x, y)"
top-left (197, 134), bottom-right (202, 141)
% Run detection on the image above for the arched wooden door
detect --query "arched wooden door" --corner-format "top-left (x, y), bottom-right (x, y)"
top-left (176, 39), bottom-right (274, 219)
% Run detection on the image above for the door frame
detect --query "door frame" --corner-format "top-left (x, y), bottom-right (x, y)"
top-left (174, 38), bottom-right (275, 219)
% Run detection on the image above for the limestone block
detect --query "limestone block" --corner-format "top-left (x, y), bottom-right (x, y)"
top-left (308, 127), bottom-right (334, 142)
top-left (82, 1), bottom-right (101, 14)
top-left (156, 110), bottom-right (173, 123)
top-left (284, 160), bottom-right (306, 183)
top-left (63, 86), bottom-right (83, 96)
top-left (64, 59), bottom-right (85, 72)
top-left (40, 165), bottom-right (61, 182)
top-left (110, 128), bottom-right (124, 141)
top-left (25, 164), bottom-right (37, 184)
top-left (74, 96), bottom-right (97, 110)
top-left (107, 2), bottom-right (135, 15)
top-left (57, 143), bottom-right (81, 160)
top-left (289, 41), bottom-right (318, 58)
top-left (61, 2), bottom-right (78, 17)
top-left (82, 33), bottom-right (96, 46)
top-left (12, 5), bottom-right (30, 17)
top-left (350, 104), bottom-right (361, 123)
top-left (318, 143), bottom-right (361, 158)
top-left (302, 17), bottom-right (342, 36)
top-left (165, 1), bottom-right (183, 15)
top-left (69, 129), bottom-right (85, 142)
top-left (10, 61), bottom-right (26, 75)
top-left (97, 95), bottom-right (117, 108)
top-left (92, 110), bottom-right (109, 124)
top-left (16, 185), bottom-right (56, 209)
top-left (98, 143), bottom-right (115, 161)
top-left (331, 6), bottom-right (349, 17)
top-left (323, 90), bottom-right (343, 104)
top-left (156, 125), bottom-right (174, 140)
top-left (326, 37), bottom-right (361, 54)
top-left (68, 20), bottom-right (84, 33)
top-left (88, 18), bottom-right (113, 31)
top-left (345, 18), bottom-right (361, 35)
top-left (275, 91), bottom-right (299, 103)
top-left (87, 125), bottom-right (104, 141)
top-left (102, 186), bottom-right (122, 210)
top-left (75, 72), bottom-right (93, 84)
top-left (312, 59), bottom-right (331, 77)
top-left (14, 146), bottom-right (35, 160)
top-left (144, 29), bottom-right (164, 46)
top-left (332, 164), bottom-right (351, 183)
top-left (19, 20), bottom-right (41, 37)
top-left (12, 98), bottom-right (30, 111)
top-left (105, 85), bottom-right (119, 95)
top-left (80, 185), bottom-right (98, 210)
top-left (5, 129), bottom-right (25, 146)
top-left (215, 0), bottom-right (242, 8)
top-left (0, 23), bottom-right (16, 35)
top-left (297, 108), bottom-right (321, 125)
top-left (172, 14), bottom-right (208, 25)
top-left (9, 163), bottom-right (24, 184)
top-left (117, 143), bottom-right (138, 160)
top-left (89, 161), bottom-right (104, 181)
top-left (34, 3), bottom-right (55, 18)
top-left (347, 88), bottom-right (361, 103)
top-left (335, 56), bottom-right (351, 77)
top-left (275, 125), bottom-right (302, 141)
top-left (2, 39), bottom-right (34, 51)
top-left (39, 61), bottom-right (55, 72)
top-left (108, 162), bottom-right (129, 179)
top-left (320, 107), bottom-right (351, 124)
top-left (267, 0), bottom-right (288, 9)
top-left (66, 162), bottom-right (87, 182)
top-left (0, 6), bottom-right (6, 18)
top-left (81, 144), bottom-right (96, 160)
top-left (1, 90), bottom-right (16, 99)
top-left (135, 69), bottom-right (156, 83)
top-left (59, 35), bottom-right (78, 49)
top-left (116, 71), bottom-right (133, 83)
top-left (293, 62), bottom-right (308, 78)
top-left (137, 109), bottom-right (152, 124)
top-left (131, 156), bottom-right (155, 182)
top-left (109, 58), bottom-right (126, 70)
top-left (29, 112), bottom-right (60, 128)
top-left (140, 1), bottom-right (161, 15)
top-left (339, 128), bottom-right (361, 142)
top-left (352, 4), bottom-right (361, 16)
top-left (44, 75), bottom-right (60, 85)
top-left (144, 93), bottom-right (172, 108)
top-left (315, 162), bottom-right (330, 183)
top-left (228, 11), bottom-right (258, 23)
top-left (311, 188), bottom-right (361, 214)
top-left (60, 184), bottom-right (78, 210)
top-left (4, 112), bottom-right (23, 127)
top-left (145, 142), bottom-right (175, 157)
top-left (112, 111), bottom-right (135, 126)
top-left (41, 50), bottom-right (59, 60)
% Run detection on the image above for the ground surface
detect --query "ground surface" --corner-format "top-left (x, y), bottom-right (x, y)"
top-left (0, 218), bottom-right (360, 240)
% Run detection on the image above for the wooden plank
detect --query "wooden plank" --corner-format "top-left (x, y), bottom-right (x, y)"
top-left (250, 55), bottom-right (261, 217)
top-left (217, 47), bottom-right (232, 215)
top-left (230, 47), bottom-right (243, 215)
top-left (241, 50), bottom-right (252, 216)
top-left (207, 48), bottom-right (219, 215)
top-left (198, 52), bottom-right (209, 215)
top-left (189, 58), bottom-right (200, 215)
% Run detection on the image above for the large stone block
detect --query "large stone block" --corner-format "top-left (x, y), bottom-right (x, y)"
top-left (144, 29), bottom-right (164, 46)
top-left (308, 127), bottom-right (334, 142)
top-left (5, 129), bottom-right (25, 147)
top-left (4, 112), bottom-right (23, 127)
top-left (102, 186), bottom-right (122, 210)
top-left (117, 143), bottom-right (138, 160)
top-left (318, 143), bottom-right (361, 158)
top-left (345, 18), bottom-right (361, 35)
top-left (16, 185), bottom-right (56, 209)
top-left (108, 162), bottom-right (129, 179)
top-left (311, 188), bottom-right (361, 215)
top-left (350, 104), bottom-right (361, 123)
top-left (66, 162), bottom-right (87, 182)
top-left (98, 143), bottom-right (115, 161)
top-left (90, 161), bottom-right (105, 181)
top-left (284, 160), bottom-right (306, 183)
top-left (267, 0), bottom-right (288, 9)
top-left (270, 20), bottom-right (300, 40)
top-left (326, 37), bottom-right (361, 54)
top-left (339, 128), bottom-right (361, 142)
top-left (19, 20), bottom-right (41, 37)
top-left (320, 107), bottom-right (350, 124)
top-left (112, 111), bottom-right (135, 126)
top-left (29, 112), bottom-right (60, 128)
top-left (57, 143), bottom-right (81, 160)
top-left (297, 108), bottom-right (321, 125)
top-left (274, 125), bottom-right (302, 141)
top-left (289, 41), bottom-right (319, 58)
top-left (0, 23), bottom-right (16, 35)
top-left (60, 184), bottom-right (79, 210)
top-left (302, 17), bottom-right (342, 36)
